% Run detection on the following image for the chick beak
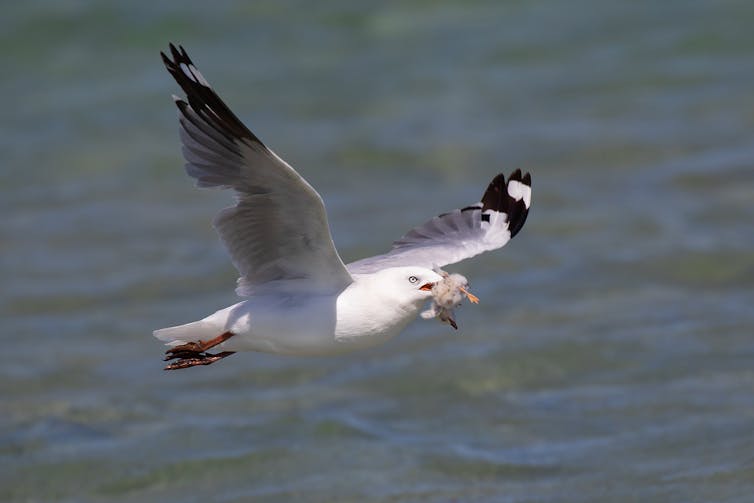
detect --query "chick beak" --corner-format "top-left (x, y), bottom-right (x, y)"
top-left (460, 286), bottom-right (480, 304)
top-left (419, 282), bottom-right (435, 291)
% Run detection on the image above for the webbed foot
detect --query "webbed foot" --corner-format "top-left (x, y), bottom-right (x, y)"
top-left (164, 351), bottom-right (235, 370)
top-left (162, 331), bottom-right (236, 370)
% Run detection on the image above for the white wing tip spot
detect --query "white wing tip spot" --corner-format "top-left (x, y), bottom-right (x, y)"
top-left (507, 180), bottom-right (532, 208)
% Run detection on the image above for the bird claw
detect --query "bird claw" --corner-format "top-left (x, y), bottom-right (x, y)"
top-left (164, 343), bottom-right (204, 361)
top-left (460, 287), bottom-right (479, 304)
top-left (162, 332), bottom-right (237, 370)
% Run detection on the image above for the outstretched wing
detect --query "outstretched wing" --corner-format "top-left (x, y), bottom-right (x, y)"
top-left (162, 44), bottom-right (353, 295)
top-left (347, 171), bottom-right (531, 274)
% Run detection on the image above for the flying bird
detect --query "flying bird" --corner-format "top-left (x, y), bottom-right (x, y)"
top-left (155, 44), bottom-right (532, 370)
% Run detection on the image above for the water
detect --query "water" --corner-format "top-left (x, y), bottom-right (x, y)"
top-left (3, 1), bottom-right (754, 501)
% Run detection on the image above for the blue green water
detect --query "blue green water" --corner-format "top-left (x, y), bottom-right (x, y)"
top-left (3, 1), bottom-right (754, 501)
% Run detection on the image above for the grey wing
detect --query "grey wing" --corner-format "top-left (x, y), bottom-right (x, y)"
top-left (162, 44), bottom-right (352, 295)
top-left (347, 171), bottom-right (531, 274)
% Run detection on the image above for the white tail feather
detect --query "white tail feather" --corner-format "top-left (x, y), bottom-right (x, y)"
top-left (153, 320), bottom-right (217, 346)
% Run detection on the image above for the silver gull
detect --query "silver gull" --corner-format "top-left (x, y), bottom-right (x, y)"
top-left (154, 44), bottom-right (532, 370)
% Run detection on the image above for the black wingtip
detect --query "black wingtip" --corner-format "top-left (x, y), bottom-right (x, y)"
top-left (161, 44), bottom-right (177, 73)
top-left (160, 43), bottom-right (265, 147)
top-left (480, 173), bottom-right (505, 210)
top-left (480, 171), bottom-right (532, 238)
top-left (169, 42), bottom-right (182, 61)
top-left (162, 43), bottom-right (193, 73)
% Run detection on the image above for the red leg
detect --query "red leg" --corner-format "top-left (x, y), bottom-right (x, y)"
top-left (163, 331), bottom-right (236, 370)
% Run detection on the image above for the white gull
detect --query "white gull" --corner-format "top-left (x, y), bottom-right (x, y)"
top-left (154, 44), bottom-right (532, 370)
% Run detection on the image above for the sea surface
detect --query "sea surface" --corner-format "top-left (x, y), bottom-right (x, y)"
top-left (3, 1), bottom-right (754, 501)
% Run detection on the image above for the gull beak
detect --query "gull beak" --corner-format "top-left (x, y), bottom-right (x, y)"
top-left (419, 282), bottom-right (435, 291)
top-left (460, 286), bottom-right (480, 304)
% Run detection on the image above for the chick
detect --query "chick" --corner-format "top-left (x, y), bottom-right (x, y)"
top-left (420, 268), bottom-right (479, 329)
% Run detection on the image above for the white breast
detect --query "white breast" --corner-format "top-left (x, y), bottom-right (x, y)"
top-left (205, 273), bottom-right (426, 356)
top-left (333, 279), bottom-right (421, 346)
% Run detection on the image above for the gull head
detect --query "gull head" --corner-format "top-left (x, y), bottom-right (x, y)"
top-left (369, 266), bottom-right (444, 306)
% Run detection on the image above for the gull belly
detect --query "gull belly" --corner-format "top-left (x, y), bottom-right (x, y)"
top-left (194, 284), bottom-right (421, 357)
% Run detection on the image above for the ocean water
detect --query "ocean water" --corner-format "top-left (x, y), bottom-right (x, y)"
top-left (3, 1), bottom-right (754, 501)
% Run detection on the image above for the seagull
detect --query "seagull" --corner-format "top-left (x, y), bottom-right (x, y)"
top-left (155, 44), bottom-right (532, 370)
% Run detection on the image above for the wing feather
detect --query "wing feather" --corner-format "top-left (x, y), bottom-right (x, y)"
top-left (347, 171), bottom-right (531, 274)
top-left (162, 44), bottom-right (352, 294)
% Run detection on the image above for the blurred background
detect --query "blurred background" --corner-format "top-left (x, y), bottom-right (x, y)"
top-left (2, 1), bottom-right (753, 501)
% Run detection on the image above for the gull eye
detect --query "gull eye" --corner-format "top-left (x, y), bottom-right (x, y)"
top-left (408, 275), bottom-right (419, 284)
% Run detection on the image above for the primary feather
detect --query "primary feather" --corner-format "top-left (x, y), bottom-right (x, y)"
top-left (347, 170), bottom-right (532, 274)
top-left (161, 44), bottom-right (353, 295)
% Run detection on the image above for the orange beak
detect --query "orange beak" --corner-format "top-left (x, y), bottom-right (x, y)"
top-left (460, 286), bottom-right (480, 304)
top-left (419, 282), bottom-right (435, 291)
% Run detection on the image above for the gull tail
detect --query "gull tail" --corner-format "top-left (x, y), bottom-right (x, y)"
top-left (153, 320), bottom-right (217, 346)
top-left (155, 321), bottom-right (238, 370)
